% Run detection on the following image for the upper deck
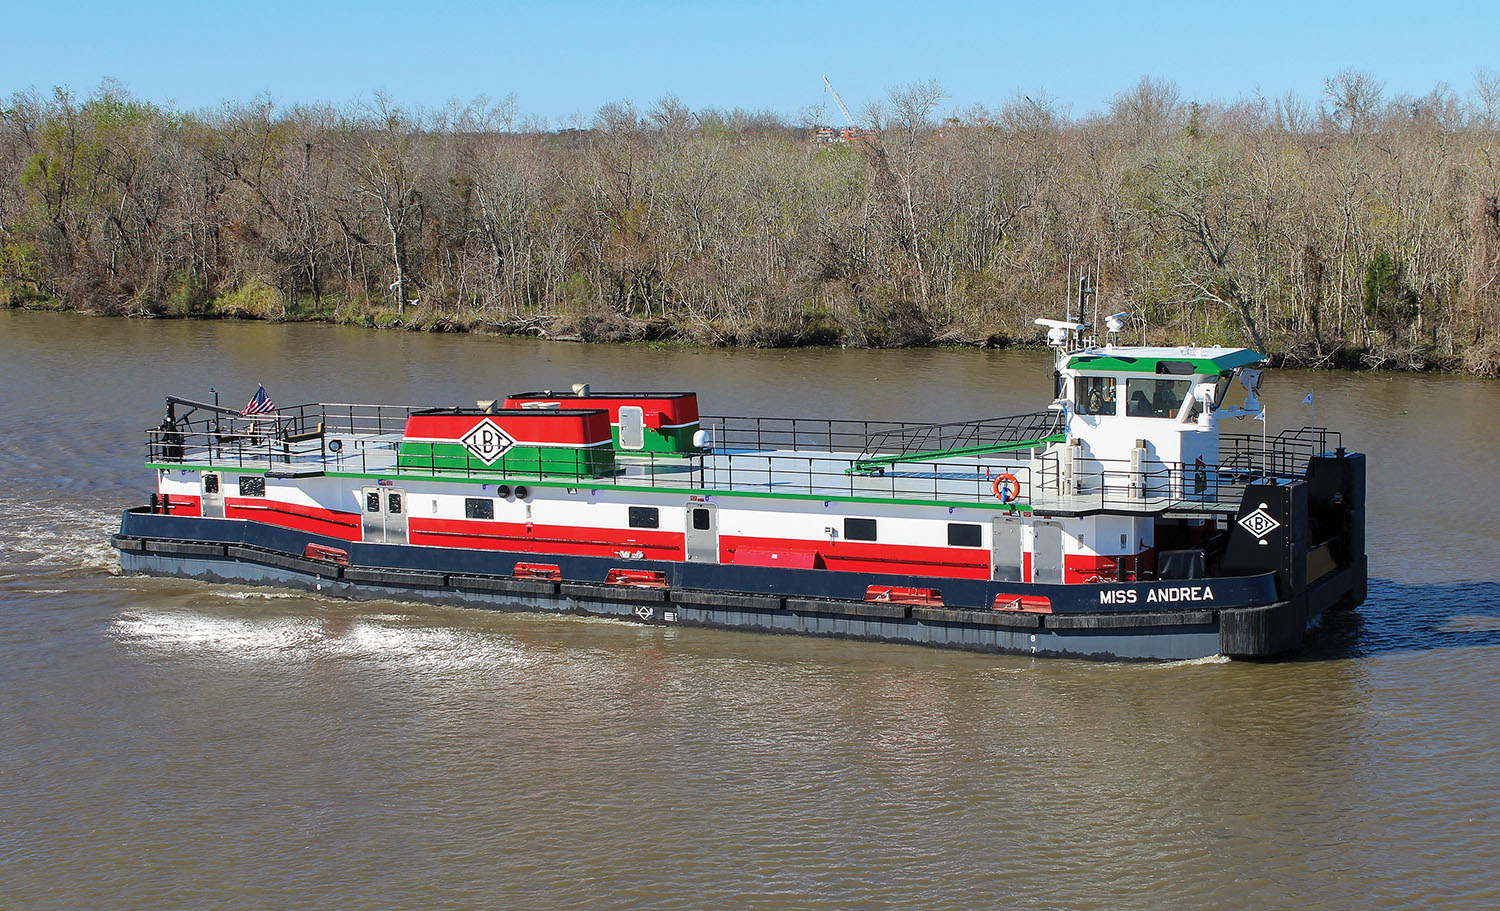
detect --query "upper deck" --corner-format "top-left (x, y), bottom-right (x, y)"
top-left (145, 396), bottom-right (1340, 517)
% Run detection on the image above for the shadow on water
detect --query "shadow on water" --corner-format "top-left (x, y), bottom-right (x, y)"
top-left (1300, 578), bottom-right (1500, 659)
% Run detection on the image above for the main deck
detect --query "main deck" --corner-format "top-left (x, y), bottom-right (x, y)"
top-left (146, 398), bottom-right (1338, 518)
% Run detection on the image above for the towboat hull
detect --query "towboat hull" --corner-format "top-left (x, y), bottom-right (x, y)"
top-left (113, 509), bottom-right (1362, 661)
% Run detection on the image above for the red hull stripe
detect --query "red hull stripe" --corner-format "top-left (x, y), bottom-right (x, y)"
top-left (225, 499), bottom-right (362, 540)
top-left (407, 517), bottom-right (684, 558)
top-left (202, 501), bottom-right (1151, 586)
top-left (159, 494), bottom-right (203, 517)
top-left (720, 534), bottom-right (990, 580)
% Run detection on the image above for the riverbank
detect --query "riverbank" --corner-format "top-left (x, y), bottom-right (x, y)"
top-left (7, 85), bottom-right (1500, 381)
top-left (10, 296), bottom-right (1492, 376)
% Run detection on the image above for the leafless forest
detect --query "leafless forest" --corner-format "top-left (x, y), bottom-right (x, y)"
top-left (6, 72), bottom-right (1500, 373)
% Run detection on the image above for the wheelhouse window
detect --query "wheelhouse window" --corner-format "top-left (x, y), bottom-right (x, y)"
top-left (948, 523), bottom-right (982, 547)
top-left (629, 506), bottom-right (660, 529)
top-left (465, 498), bottom-right (494, 520)
top-left (1126, 378), bottom-right (1192, 418)
top-left (239, 476), bottom-right (266, 497)
top-left (1075, 376), bottom-right (1117, 416)
top-left (844, 518), bottom-right (877, 541)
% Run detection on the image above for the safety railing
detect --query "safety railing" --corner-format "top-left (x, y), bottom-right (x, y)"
top-left (146, 398), bottom-right (1345, 511)
top-left (701, 415), bottom-right (919, 453)
top-left (1219, 427), bottom-right (1343, 479)
top-left (857, 410), bottom-right (1063, 459)
top-left (146, 423), bottom-right (1038, 505)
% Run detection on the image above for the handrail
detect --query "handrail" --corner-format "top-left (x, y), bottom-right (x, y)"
top-left (857, 410), bottom-right (1063, 459)
top-left (146, 401), bottom-right (1346, 513)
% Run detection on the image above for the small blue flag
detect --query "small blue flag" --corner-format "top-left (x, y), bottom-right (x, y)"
top-left (1302, 392), bottom-right (1314, 405)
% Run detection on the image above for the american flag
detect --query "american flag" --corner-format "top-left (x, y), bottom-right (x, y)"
top-left (241, 384), bottom-right (276, 415)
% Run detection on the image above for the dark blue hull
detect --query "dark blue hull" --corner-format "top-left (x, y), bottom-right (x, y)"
top-left (112, 509), bottom-right (1361, 660)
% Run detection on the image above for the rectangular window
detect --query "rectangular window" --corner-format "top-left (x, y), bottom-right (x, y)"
top-left (1075, 376), bottom-right (1117, 416)
top-left (465, 498), bottom-right (494, 520)
top-left (948, 523), bottom-right (982, 547)
top-left (844, 517), bottom-right (877, 541)
top-left (366, 492), bottom-right (380, 513)
top-left (203, 474), bottom-right (220, 494)
top-left (629, 506), bottom-right (660, 529)
top-left (1125, 378), bottom-right (1191, 418)
top-left (386, 493), bottom-right (403, 515)
top-left (239, 476), bottom-right (266, 497)
top-left (691, 508), bottom-right (711, 530)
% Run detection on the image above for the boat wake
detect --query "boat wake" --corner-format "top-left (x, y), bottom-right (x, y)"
top-left (0, 497), bottom-right (124, 579)
top-left (109, 607), bottom-right (541, 670)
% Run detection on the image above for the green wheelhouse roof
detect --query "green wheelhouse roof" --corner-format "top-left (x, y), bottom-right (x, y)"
top-left (1065, 346), bottom-right (1266, 375)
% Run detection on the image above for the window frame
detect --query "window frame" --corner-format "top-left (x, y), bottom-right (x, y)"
top-left (947, 523), bottom-right (982, 548)
top-left (628, 506), bottom-right (660, 529)
top-left (1125, 377), bottom-right (1192, 419)
top-left (464, 497), bottom-right (495, 520)
top-left (1074, 375), bottom-right (1118, 417)
top-left (844, 517), bottom-right (877, 541)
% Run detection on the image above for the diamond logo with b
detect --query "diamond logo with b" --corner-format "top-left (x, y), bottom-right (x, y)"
top-left (460, 419), bottom-right (515, 465)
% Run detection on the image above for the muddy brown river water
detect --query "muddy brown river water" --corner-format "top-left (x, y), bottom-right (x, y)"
top-left (2, 309), bottom-right (1498, 910)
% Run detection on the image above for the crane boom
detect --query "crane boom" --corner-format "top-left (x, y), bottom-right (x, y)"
top-left (822, 75), bottom-right (858, 128)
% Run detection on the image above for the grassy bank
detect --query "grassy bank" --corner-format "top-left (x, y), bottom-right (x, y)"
top-left (9, 289), bottom-right (1486, 376)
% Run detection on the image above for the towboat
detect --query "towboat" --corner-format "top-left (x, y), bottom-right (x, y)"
top-left (112, 317), bottom-right (1366, 660)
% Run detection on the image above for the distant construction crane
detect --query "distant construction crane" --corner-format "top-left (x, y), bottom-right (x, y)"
top-left (823, 75), bottom-right (858, 129)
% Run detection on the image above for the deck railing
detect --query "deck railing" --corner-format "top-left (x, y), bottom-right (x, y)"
top-left (701, 415), bottom-right (919, 453)
top-left (146, 398), bottom-right (1343, 512)
top-left (856, 410), bottom-right (1063, 459)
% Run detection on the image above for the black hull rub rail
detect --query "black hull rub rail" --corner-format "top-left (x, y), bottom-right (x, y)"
top-left (110, 524), bottom-right (1346, 661)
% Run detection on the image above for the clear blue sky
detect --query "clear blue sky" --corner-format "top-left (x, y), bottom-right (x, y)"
top-left (4, 0), bottom-right (1498, 123)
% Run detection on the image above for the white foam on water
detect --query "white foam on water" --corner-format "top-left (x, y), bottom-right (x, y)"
top-left (112, 610), bottom-right (326, 653)
top-left (109, 608), bottom-right (538, 670)
top-left (1143, 654), bottom-right (1232, 668)
top-left (213, 590), bottom-right (305, 601)
top-left (0, 498), bottom-right (124, 577)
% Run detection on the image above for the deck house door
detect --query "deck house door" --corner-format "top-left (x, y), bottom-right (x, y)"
top-left (361, 487), bottom-right (383, 542)
top-left (992, 517), bottom-right (1022, 581)
top-left (361, 486), bottom-right (410, 544)
top-left (201, 472), bottom-right (225, 518)
top-left (381, 489), bottom-right (408, 545)
top-left (684, 504), bottom-right (718, 562)
top-left (619, 406), bottom-right (646, 450)
top-left (1032, 522), bottom-right (1064, 583)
